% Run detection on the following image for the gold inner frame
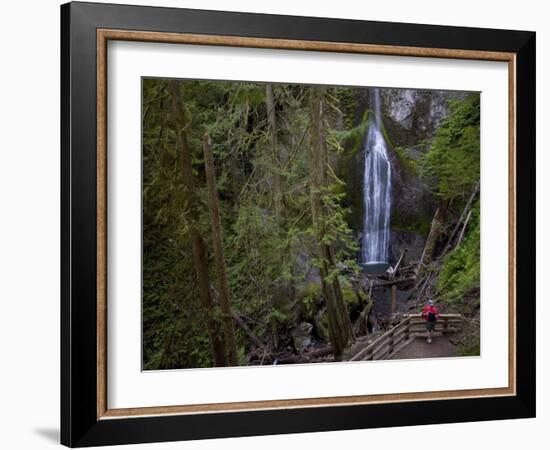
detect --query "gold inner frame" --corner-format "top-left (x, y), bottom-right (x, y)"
top-left (96, 28), bottom-right (517, 420)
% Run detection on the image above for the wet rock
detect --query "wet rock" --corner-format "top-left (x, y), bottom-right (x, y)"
top-left (390, 230), bottom-right (426, 265)
top-left (384, 89), bottom-right (418, 129)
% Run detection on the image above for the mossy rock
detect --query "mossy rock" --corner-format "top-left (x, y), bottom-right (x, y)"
top-left (391, 210), bottom-right (431, 236)
top-left (340, 277), bottom-right (368, 310)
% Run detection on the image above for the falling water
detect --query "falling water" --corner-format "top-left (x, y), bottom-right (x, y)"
top-left (361, 88), bottom-right (392, 265)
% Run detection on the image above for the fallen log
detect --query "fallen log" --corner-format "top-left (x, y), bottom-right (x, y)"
top-left (454, 209), bottom-right (473, 250)
top-left (389, 248), bottom-right (408, 281)
top-left (371, 276), bottom-right (416, 288)
top-left (231, 310), bottom-right (268, 351)
top-left (416, 204), bottom-right (447, 280)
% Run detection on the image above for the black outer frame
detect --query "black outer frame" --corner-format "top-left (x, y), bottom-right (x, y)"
top-left (61, 1), bottom-right (535, 447)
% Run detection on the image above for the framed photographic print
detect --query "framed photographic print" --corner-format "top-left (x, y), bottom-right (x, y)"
top-left (60, 1), bottom-right (536, 447)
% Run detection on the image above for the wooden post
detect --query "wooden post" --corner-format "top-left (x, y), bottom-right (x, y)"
top-left (390, 284), bottom-right (397, 314)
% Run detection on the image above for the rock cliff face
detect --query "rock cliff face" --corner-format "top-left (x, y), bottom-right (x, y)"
top-left (381, 88), bottom-right (470, 146)
top-left (342, 87), bottom-right (473, 266)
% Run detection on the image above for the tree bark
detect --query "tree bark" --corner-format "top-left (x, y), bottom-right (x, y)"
top-left (168, 81), bottom-right (227, 367)
top-left (353, 297), bottom-right (373, 335)
top-left (265, 84), bottom-right (286, 350)
top-left (416, 202), bottom-right (447, 280)
top-left (203, 133), bottom-right (239, 366)
top-left (308, 86), bottom-right (354, 359)
top-left (266, 84), bottom-right (283, 216)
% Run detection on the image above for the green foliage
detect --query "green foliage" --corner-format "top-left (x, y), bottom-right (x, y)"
top-left (334, 112), bottom-right (369, 158)
top-left (143, 79), bottom-right (363, 369)
top-left (420, 93), bottom-right (481, 327)
top-left (332, 87), bottom-right (357, 129)
top-left (237, 345), bottom-right (247, 366)
top-left (340, 277), bottom-right (367, 309)
top-left (437, 201), bottom-right (480, 303)
top-left (296, 283), bottom-right (322, 319)
top-left (457, 333), bottom-right (481, 357)
top-left (391, 212), bottom-right (431, 236)
top-left (142, 79), bottom-right (217, 370)
top-left (393, 146), bottom-right (419, 174)
top-left (421, 95), bottom-right (480, 200)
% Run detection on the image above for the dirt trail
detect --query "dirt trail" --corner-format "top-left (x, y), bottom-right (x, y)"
top-left (389, 335), bottom-right (457, 360)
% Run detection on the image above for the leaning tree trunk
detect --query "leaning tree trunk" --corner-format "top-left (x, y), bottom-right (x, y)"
top-left (308, 86), bottom-right (354, 359)
top-left (203, 133), bottom-right (239, 366)
top-left (168, 81), bottom-right (227, 367)
top-left (442, 182), bottom-right (480, 254)
top-left (416, 201), bottom-right (448, 281)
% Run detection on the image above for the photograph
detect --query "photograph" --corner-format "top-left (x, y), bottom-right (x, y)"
top-left (142, 79), bottom-right (481, 370)
top-left (54, 1), bottom-right (536, 446)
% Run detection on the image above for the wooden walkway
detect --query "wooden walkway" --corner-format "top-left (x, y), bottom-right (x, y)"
top-left (389, 335), bottom-right (457, 360)
top-left (347, 314), bottom-right (462, 362)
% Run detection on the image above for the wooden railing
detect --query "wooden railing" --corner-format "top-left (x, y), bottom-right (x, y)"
top-left (349, 314), bottom-right (463, 362)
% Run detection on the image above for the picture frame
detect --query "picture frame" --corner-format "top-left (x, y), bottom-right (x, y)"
top-left (60, 1), bottom-right (536, 447)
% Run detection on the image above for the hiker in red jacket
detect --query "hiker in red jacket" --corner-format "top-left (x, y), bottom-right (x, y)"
top-left (421, 299), bottom-right (439, 344)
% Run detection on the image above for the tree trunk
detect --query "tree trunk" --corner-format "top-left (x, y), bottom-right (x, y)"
top-left (442, 182), bottom-right (480, 254)
top-left (308, 86), bottom-right (354, 359)
top-left (265, 84), bottom-right (285, 349)
top-left (203, 133), bottom-right (239, 366)
top-left (266, 84), bottom-right (283, 216)
top-left (416, 202), bottom-right (447, 280)
top-left (455, 209), bottom-right (473, 250)
top-left (168, 80), bottom-right (227, 367)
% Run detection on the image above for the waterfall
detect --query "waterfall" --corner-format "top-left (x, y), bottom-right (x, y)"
top-left (361, 88), bottom-right (392, 265)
